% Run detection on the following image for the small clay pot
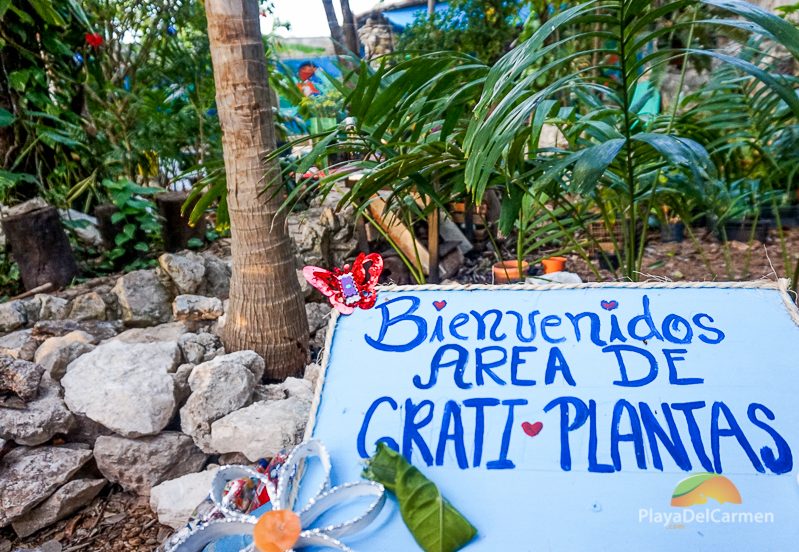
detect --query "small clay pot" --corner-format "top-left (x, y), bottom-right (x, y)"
top-left (492, 260), bottom-right (529, 284)
top-left (541, 256), bottom-right (567, 274)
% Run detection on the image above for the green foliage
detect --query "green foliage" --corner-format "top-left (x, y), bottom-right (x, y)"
top-left (399, 0), bottom-right (531, 63)
top-left (464, 0), bottom-right (799, 280)
top-left (98, 178), bottom-right (161, 271)
top-left (364, 442), bottom-right (477, 552)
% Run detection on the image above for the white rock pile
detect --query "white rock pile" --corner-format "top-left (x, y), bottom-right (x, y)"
top-left (0, 243), bottom-right (333, 539)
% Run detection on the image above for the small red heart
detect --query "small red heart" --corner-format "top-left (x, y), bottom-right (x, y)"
top-left (433, 300), bottom-right (447, 311)
top-left (522, 421), bottom-right (543, 437)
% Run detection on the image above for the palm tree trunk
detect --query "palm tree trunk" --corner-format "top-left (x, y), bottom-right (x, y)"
top-left (428, 0), bottom-right (436, 17)
top-left (204, 0), bottom-right (309, 379)
top-left (340, 0), bottom-right (360, 54)
top-left (321, 0), bottom-right (346, 56)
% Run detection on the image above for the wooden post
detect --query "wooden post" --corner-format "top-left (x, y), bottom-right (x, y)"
top-left (428, 207), bottom-right (440, 284)
top-left (1, 206), bottom-right (78, 290)
top-left (156, 191), bottom-right (207, 252)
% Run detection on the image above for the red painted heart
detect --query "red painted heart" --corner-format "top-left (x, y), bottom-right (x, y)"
top-left (601, 300), bottom-right (619, 311)
top-left (433, 300), bottom-right (447, 311)
top-left (522, 421), bottom-right (543, 437)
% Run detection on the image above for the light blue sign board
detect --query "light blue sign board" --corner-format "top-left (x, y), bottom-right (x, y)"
top-left (308, 282), bottom-right (799, 551)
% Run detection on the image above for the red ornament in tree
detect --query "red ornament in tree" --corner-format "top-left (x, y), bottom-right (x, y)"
top-left (85, 33), bottom-right (103, 48)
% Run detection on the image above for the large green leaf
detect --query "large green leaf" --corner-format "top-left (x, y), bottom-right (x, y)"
top-left (0, 108), bottom-right (14, 127)
top-left (364, 443), bottom-right (477, 552)
top-left (572, 138), bottom-right (626, 193)
top-left (25, 0), bottom-right (66, 26)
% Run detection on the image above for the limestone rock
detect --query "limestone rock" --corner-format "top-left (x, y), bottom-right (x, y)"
top-left (304, 362), bottom-right (322, 391)
top-left (158, 252), bottom-right (205, 295)
top-left (36, 295), bottom-right (69, 321)
top-left (172, 295), bottom-right (223, 321)
top-left (112, 270), bottom-right (172, 326)
top-left (32, 320), bottom-right (121, 342)
top-left (296, 269), bottom-right (312, 299)
top-left (19, 298), bottom-right (40, 326)
top-left (305, 302), bottom-right (332, 335)
top-left (59, 208), bottom-right (103, 247)
top-left (62, 341), bottom-right (180, 437)
top-left (178, 332), bottom-right (222, 365)
top-left (200, 254), bottom-right (230, 299)
top-left (0, 445), bottom-right (93, 526)
top-left (0, 301), bottom-right (27, 333)
top-left (113, 322), bottom-right (190, 344)
top-left (149, 467), bottom-right (219, 529)
top-left (34, 331), bottom-right (95, 381)
top-left (11, 479), bottom-right (106, 538)
top-left (65, 413), bottom-right (113, 446)
top-left (67, 292), bottom-right (106, 321)
top-left (0, 356), bottom-right (43, 403)
top-left (0, 377), bottom-right (74, 446)
top-left (0, 330), bottom-right (40, 361)
top-left (180, 359), bottom-right (255, 452)
top-left (172, 363), bottom-right (194, 405)
top-left (94, 432), bottom-right (207, 496)
top-left (210, 396), bottom-right (310, 461)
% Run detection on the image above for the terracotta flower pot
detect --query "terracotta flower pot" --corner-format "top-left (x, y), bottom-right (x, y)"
top-left (492, 260), bottom-right (529, 283)
top-left (541, 256), bottom-right (567, 274)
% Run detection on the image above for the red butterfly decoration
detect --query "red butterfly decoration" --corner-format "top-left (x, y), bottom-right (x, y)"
top-left (303, 253), bottom-right (383, 315)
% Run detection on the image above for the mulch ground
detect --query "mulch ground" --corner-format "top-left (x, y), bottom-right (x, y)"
top-left (1, 490), bottom-right (170, 552)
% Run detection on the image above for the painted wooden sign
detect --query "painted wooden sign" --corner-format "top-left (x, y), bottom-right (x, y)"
top-left (308, 281), bottom-right (799, 551)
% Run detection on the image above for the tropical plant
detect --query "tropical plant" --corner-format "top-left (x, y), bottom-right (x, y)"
top-left (0, 0), bottom-right (93, 204)
top-left (464, 0), bottom-right (799, 281)
top-left (268, 51), bottom-right (490, 282)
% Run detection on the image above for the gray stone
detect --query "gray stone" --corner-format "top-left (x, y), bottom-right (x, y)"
top-left (0, 377), bottom-right (74, 446)
top-left (34, 331), bottom-right (95, 381)
top-left (172, 363), bottom-right (194, 405)
top-left (60, 209), bottom-right (103, 247)
top-left (112, 270), bottom-right (172, 326)
top-left (36, 295), bottom-right (69, 321)
top-left (305, 302), bottom-right (332, 334)
top-left (94, 432), bottom-right (207, 496)
top-left (158, 252), bottom-right (206, 295)
top-left (304, 362), bottom-right (322, 391)
top-left (31, 320), bottom-right (121, 342)
top-left (62, 341), bottom-right (180, 437)
top-left (149, 467), bottom-right (220, 529)
top-left (67, 292), bottom-right (107, 321)
top-left (65, 413), bottom-right (113, 446)
top-left (172, 295), bottom-right (223, 321)
top-left (201, 254), bottom-right (230, 299)
top-left (296, 269), bottom-right (312, 299)
top-left (113, 322), bottom-right (190, 344)
top-left (180, 359), bottom-right (255, 452)
top-left (210, 350), bottom-right (264, 382)
top-left (4, 197), bottom-right (47, 217)
top-left (178, 332), bottom-right (222, 365)
top-left (11, 479), bottom-right (105, 538)
top-left (0, 445), bottom-right (93, 526)
top-left (0, 330), bottom-right (40, 361)
top-left (281, 377), bottom-right (313, 403)
top-left (252, 383), bottom-right (286, 402)
top-left (0, 301), bottom-right (27, 333)
top-left (210, 396), bottom-right (311, 461)
top-left (20, 298), bottom-right (40, 326)
top-left (0, 356), bottom-right (43, 403)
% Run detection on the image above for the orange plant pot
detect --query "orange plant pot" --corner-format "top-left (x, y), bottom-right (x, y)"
top-left (541, 256), bottom-right (567, 274)
top-left (492, 260), bottom-right (529, 283)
